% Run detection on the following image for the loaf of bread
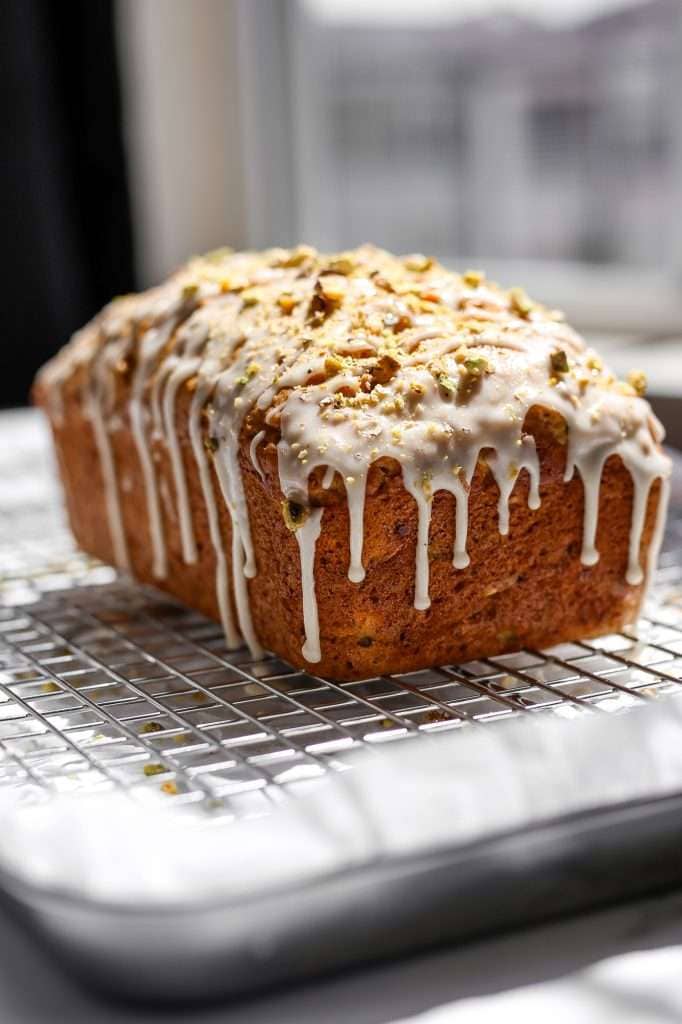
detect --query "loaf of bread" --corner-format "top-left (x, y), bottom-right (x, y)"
top-left (34, 245), bottom-right (671, 680)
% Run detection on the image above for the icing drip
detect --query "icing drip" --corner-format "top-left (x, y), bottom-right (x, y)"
top-left (642, 475), bottom-right (671, 603)
top-left (345, 473), bottom-right (368, 583)
top-left (162, 359), bottom-right (201, 565)
top-left (249, 430), bottom-right (267, 481)
top-left (39, 245), bottom-right (672, 667)
top-left (452, 479), bottom-right (471, 570)
top-left (129, 321), bottom-right (179, 579)
top-left (86, 343), bottom-right (131, 572)
top-left (212, 444), bottom-right (263, 659)
top-left (569, 451), bottom-right (607, 566)
top-left (296, 509), bottom-right (324, 663)
top-left (87, 385), bottom-right (130, 572)
top-left (188, 384), bottom-right (241, 649)
top-left (622, 457), bottom-right (658, 587)
top-left (402, 469), bottom-right (432, 611)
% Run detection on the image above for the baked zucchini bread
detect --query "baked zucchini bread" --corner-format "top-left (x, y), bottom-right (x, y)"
top-left (34, 245), bottom-right (671, 680)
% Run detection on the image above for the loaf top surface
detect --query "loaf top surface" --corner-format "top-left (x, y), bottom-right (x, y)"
top-left (37, 244), bottom-right (672, 663)
top-left (40, 242), bottom-right (664, 465)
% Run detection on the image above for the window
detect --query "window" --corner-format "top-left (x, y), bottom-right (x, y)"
top-left (238, 0), bottom-right (682, 332)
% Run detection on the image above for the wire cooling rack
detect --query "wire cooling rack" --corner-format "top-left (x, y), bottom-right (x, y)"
top-left (1, 411), bottom-right (681, 822)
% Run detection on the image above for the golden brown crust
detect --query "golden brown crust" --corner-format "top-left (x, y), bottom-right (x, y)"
top-left (36, 374), bottom-right (660, 681)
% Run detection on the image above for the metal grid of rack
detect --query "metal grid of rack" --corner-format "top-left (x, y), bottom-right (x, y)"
top-left (1, 413), bottom-right (681, 822)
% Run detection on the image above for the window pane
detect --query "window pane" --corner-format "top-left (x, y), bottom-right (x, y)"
top-left (294, 0), bottom-right (682, 269)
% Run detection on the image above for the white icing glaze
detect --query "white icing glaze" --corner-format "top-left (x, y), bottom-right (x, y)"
top-left (129, 321), bottom-right (178, 579)
top-left (642, 474), bottom-right (671, 603)
top-left (188, 383), bottom-right (241, 649)
top-left (212, 441), bottom-right (263, 659)
top-left (162, 358), bottom-right (200, 565)
top-left (85, 341), bottom-right (131, 572)
top-left (296, 508), bottom-right (324, 663)
top-left (38, 246), bottom-right (672, 666)
top-left (249, 430), bottom-right (267, 481)
top-left (86, 378), bottom-right (130, 572)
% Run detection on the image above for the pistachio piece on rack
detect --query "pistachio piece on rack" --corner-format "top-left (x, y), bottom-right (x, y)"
top-left (140, 722), bottom-right (163, 734)
top-left (627, 369), bottom-right (647, 397)
top-left (143, 763), bottom-right (166, 777)
top-left (282, 500), bottom-right (310, 532)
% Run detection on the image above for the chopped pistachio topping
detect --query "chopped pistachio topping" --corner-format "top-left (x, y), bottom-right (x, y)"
top-left (434, 371), bottom-right (458, 395)
top-left (327, 256), bottom-right (355, 275)
top-left (143, 763), bottom-right (166, 777)
top-left (277, 292), bottom-right (299, 313)
top-left (404, 253), bottom-right (433, 272)
top-left (462, 268), bottom-right (483, 288)
top-left (627, 369), bottom-right (647, 397)
top-left (318, 275), bottom-right (348, 303)
top-left (371, 352), bottom-right (401, 384)
top-left (236, 362), bottom-right (260, 386)
top-left (140, 722), bottom-right (163, 734)
top-left (324, 353), bottom-right (346, 377)
top-left (278, 245), bottom-right (315, 268)
top-left (550, 349), bottom-right (570, 375)
top-left (463, 355), bottom-right (490, 377)
top-left (509, 286), bottom-right (534, 318)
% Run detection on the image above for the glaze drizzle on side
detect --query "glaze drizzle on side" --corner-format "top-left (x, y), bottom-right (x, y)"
top-left (37, 246), bottom-right (672, 664)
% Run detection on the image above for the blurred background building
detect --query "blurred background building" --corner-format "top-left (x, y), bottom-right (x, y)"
top-left (3, 0), bottom-right (681, 436)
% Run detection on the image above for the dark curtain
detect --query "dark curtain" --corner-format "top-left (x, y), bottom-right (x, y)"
top-left (1, 0), bottom-right (135, 407)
